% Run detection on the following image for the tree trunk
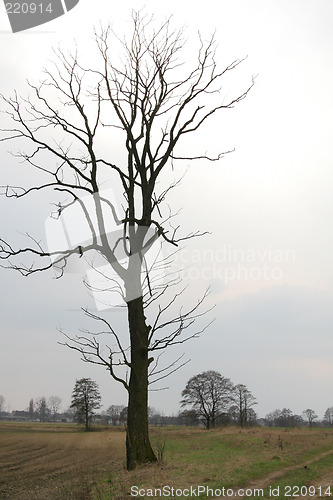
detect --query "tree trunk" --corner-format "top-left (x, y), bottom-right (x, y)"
top-left (85, 397), bottom-right (89, 431)
top-left (126, 296), bottom-right (157, 470)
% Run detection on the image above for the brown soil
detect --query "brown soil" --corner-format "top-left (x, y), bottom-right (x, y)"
top-left (0, 425), bottom-right (126, 500)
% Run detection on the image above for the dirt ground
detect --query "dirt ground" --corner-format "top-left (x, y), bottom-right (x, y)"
top-left (0, 424), bottom-right (126, 500)
top-left (227, 450), bottom-right (333, 500)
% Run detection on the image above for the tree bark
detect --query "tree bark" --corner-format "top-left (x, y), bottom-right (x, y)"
top-left (126, 296), bottom-right (157, 470)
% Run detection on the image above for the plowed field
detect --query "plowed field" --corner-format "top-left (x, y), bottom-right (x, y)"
top-left (0, 422), bottom-right (125, 499)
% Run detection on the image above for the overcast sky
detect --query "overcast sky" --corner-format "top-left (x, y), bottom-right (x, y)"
top-left (0, 0), bottom-right (332, 420)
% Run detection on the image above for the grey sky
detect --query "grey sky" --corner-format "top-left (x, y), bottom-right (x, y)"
top-left (0, 0), bottom-right (332, 419)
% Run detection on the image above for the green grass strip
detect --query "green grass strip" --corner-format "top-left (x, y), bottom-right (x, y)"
top-left (249, 451), bottom-right (333, 499)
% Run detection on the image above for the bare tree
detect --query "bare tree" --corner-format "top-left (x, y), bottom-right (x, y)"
top-left (323, 407), bottom-right (333, 427)
top-left (179, 408), bottom-right (200, 426)
top-left (28, 398), bottom-right (34, 420)
top-left (35, 396), bottom-right (49, 422)
top-left (105, 404), bottom-right (125, 425)
top-left (180, 370), bottom-right (234, 429)
top-left (264, 409), bottom-right (282, 427)
top-left (302, 408), bottom-right (318, 428)
top-left (0, 12), bottom-right (253, 469)
top-left (70, 378), bottom-right (101, 431)
top-left (119, 406), bottom-right (128, 425)
top-left (232, 384), bottom-right (257, 428)
top-left (265, 408), bottom-right (303, 428)
top-left (48, 395), bottom-right (62, 421)
top-left (245, 407), bottom-right (258, 426)
top-left (0, 395), bottom-right (5, 413)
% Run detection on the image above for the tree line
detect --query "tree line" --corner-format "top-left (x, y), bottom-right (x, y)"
top-left (0, 395), bottom-right (64, 422)
top-left (1, 373), bottom-right (332, 430)
top-left (4, 371), bottom-right (252, 429)
top-left (264, 407), bottom-right (333, 428)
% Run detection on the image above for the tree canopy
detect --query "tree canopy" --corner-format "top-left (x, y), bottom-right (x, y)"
top-left (181, 370), bottom-right (234, 429)
top-left (70, 377), bottom-right (101, 431)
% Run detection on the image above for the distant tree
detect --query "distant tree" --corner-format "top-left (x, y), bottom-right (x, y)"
top-left (264, 409), bottom-right (281, 427)
top-left (148, 407), bottom-right (157, 418)
top-left (0, 395), bottom-right (5, 413)
top-left (119, 407), bottom-right (128, 425)
top-left (62, 406), bottom-right (75, 422)
top-left (227, 404), bottom-right (239, 425)
top-left (265, 408), bottom-right (302, 428)
top-left (232, 384), bottom-right (257, 427)
top-left (28, 398), bottom-right (34, 420)
top-left (303, 408), bottom-right (318, 428)
top-left (179, 409), bottom-right (200, 426)
top-left (147, 407), bottom-right (159, 425)
top-left (70, 378), bottom-right (101, 431)
top-left (278, 408), bottom-right (294, 427)
top-left (246, 408), bottom-right (258, 426)
top-left (293, 414), bottom-right (305, 427)
top-left (148, 409), bottom-right (164, 426)
top-left (105, 404), bottom-right (125, 425)
top-left (180, 371), bottom-right (234, 429)
top-left (275, 408), bottom-right (292, 428)
top-left (48, 395), bottom-right (62, 421)
top-left (35, 397), bottom-right (49, 422)
top-left (323, 407), bottom-right (333, 427)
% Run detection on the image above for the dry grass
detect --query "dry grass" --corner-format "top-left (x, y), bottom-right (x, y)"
top-left (1, 423), bottom-right (333, 499)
